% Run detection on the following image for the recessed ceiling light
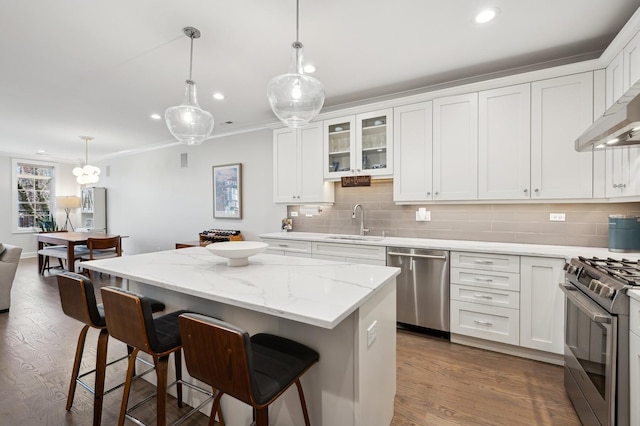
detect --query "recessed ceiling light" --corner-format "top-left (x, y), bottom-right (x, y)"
top-left (475, 8), bottom-right (498, 24)
top-left (150, 113), bottom-right (162, 120)
top-left (213, 92), bottom-right (225, 100)
top-left (303, 64), bottom-right (317, 73)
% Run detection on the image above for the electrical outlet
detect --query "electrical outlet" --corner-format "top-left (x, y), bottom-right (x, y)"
top-left (290, 211), bottom-right (298, 217)
top-left (367, 320), bottom-right (377, 347)
top-left (550, 213), bottom-right (566, 222)
top-left (415, 210), bottom-right (431, 221)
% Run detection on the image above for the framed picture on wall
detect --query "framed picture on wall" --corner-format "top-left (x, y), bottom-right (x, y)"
top-left (213, 163), bottom-right (242, 219)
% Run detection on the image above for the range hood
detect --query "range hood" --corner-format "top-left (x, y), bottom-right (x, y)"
top-left (575, 81), bottom-right (640, 152)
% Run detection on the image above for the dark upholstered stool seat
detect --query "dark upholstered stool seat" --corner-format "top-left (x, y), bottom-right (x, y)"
top-left (179, 313), bottom-right (319, 426)
top-left (100, 286), bottom-right (219, 426)
top-left (57, 272), bottom-right (165, 426)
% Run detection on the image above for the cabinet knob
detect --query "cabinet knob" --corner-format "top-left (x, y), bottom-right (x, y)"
top-left (534, 188), bottom-right (539, 193)
top-left (426, 192), bottom-right (431, 196)
top-left (523, 188), bottom-right (528, 193)
top-left (435, 192), bottom-right (439, 196)
top-left (621, 183), bottom-right (627, 189)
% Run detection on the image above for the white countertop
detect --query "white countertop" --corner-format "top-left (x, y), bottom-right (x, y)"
top-left (81, 247), bottom-right (400, 329)
top-left (259, 232), bottom-right (640, 261)
top-left (629, 289), bottom-right (640, 302)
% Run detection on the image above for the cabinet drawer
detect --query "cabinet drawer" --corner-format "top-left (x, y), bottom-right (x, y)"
top-left (451, 251), bottom-right (520, 273)
top-left (450, 267), bottom-right (520, 291)
top-left (312, 242), bottom-right (386, 261)
top-left (631, 297), bottom-right (640, 337)
top-left (450, 300), bottom-right (519, 345)
top-left (451, 284), bottom-right (520, 309)
top-left (261, 238), bottom-right (312, 255)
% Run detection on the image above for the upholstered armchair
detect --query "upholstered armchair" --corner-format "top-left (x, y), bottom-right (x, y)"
top-left (0, 243), bottom-right (23, 312)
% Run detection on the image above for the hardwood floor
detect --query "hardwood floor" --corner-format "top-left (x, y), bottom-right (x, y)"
top-left (0, 258), bottom-right (580, 425)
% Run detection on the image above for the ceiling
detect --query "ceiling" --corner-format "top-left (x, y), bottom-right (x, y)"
top-left (1, 0), bottom-right (639, 164)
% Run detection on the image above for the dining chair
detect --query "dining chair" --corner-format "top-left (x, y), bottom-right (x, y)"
top-left (79, 236), bottom-right (122, 280)
top-left (100, 286), bottom-right (215, 426)
top-left (37, 229), bottom-right (68, 274)
top-left (178, 313), bottom-right (319, 426)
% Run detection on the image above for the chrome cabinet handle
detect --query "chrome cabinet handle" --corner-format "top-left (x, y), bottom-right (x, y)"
top-left (474, 320), bottom-right (493, 326)
top-left (474, 277), bottom-right (494, 282)
top-left (474, 260), bottom-right (494, 264)
top-left (473, 294), bottom-right (493, 299)
top-left (277, 244), bottom-right (289, 247)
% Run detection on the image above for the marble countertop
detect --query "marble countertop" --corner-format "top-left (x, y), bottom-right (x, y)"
top-left (259, 232), bottom-right (640, 261)
top-left (629, 289), bottom-right (640, 302)
top-left (81, 247), bottom-right (400, 329)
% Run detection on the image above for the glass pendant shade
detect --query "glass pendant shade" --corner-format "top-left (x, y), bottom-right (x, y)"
top-left (73, 136), bottom-right (100, 185)
top-left (165, 80), bottom-right (214, 145)
top-left (267, 42), bottom-right (325, 128)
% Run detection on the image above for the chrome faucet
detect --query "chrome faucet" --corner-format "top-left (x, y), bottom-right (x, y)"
top-left (352, 204), bottom-right (369, 236)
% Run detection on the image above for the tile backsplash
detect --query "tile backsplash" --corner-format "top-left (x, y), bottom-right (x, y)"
top-left (287, 180), bottom-right (640, 248)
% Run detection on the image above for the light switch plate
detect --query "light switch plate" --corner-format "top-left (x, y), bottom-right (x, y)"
top-left (290, 211), bottom-right (298, 217)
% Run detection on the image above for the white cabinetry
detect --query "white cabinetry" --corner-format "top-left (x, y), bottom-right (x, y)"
top-left (450, 251), bottom-right (520, 345)
top-left (531, 72), bottom-right (594, 199)
top-left (605, 146), bottom-right (640, 197)
top-left (478, 84), bottom-right (531, 200)
top-left (606, 51), bottom-right (625, 109)
top-left (631, 296), bottom-right (640, 426)
top-left (624, 29), bottom-right (640, 92)
top-left (519, 256), bottom-right (565, 355)
top-left (433, 93), bottom-right (478, 200)
top-left (311, 241), bottom-right (386, 266)
top-left (451, 251), bottom-right (566, 357)
top-left (273, 123), bottom-right (334, 204)
top-left (393, 102), bottom-right (433, 202)
top-left (260, 238), bottom-right (312, 258)
top-left (324, 109), bottom-right (393, 180)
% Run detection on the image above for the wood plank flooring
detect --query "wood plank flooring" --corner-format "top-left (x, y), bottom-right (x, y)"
top-left (0, 258), bottom-right (580, 425)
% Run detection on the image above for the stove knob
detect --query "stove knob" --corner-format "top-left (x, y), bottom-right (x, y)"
top-left (599, 284), bottom-right (615, 299)
top-left (589, 279), bottom-right (602, 293)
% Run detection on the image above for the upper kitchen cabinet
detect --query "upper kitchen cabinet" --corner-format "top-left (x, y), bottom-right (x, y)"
top-left (605, 146), bottom-right (640, 197)
top-left (624, 29), bottom-right (640, 92)
top-left (606, 51), bottom-right (624, 109)
top-left (273, 123), bottom-right (334, 204)
top-left (478, 84), bottom-right (531, 200)
top-left (433, 93), bottom-right (478, 200)
top-left (531, 72), bottom-right (594, 199)
top-left (323, 109), bottom-right (393, 180)
top-left (393, 102), bottom-right (433, 202)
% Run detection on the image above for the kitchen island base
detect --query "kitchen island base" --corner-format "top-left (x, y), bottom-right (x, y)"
top-left (128, 278), bottom-right (397, 426)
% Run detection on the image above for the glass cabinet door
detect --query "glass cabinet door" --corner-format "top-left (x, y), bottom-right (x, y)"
top-left (324, 116), bottom-right (356, 178)
top-left (356, 109), bottom-right (393, 176)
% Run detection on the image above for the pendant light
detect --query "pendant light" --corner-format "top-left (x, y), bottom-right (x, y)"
top-left (72, 136), bottom-right (101, 185)
top-left (267, 0), bottom-right (325, 128)
top-left (165, 27), bottom-right (214, 145)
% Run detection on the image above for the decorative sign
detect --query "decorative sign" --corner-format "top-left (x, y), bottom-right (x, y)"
top-left (341, 175), bottom-right (371, 187)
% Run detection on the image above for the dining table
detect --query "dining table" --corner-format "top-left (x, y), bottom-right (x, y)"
top-left (37, 231), bottom-right (121, 272)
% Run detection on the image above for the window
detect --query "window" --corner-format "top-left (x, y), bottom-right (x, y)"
top-left (12, 159), bottom-right (56, 232)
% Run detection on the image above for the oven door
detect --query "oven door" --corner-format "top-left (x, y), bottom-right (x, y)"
top-left (560, 282), bottom-right (617, 426)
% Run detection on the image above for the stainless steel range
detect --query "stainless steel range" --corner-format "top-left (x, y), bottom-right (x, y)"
top-left (561, 256), bottom-right (640, 426)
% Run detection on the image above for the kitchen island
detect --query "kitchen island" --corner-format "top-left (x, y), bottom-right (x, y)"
top-left (81, 247), bottom-right (400, 426)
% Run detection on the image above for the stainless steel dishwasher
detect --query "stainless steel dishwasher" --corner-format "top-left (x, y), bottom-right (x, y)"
top-left (387, 247), bottom-right (450, 335)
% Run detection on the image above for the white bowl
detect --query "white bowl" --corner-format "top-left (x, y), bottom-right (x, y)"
top-left (207, 241), bottom-right (268, 266)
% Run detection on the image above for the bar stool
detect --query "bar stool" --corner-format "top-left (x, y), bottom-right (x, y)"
top-left (100, 286), bottom-right (216, 426)
top-left (179, 313), bottom-right (319, 426)
top-left (57, 272), bottom-right (164, 426)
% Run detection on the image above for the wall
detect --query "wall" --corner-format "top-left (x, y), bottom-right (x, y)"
top-left (288, 180), bottom-right (640, 248)
top-left (94, 129), bottom-right (285, 255)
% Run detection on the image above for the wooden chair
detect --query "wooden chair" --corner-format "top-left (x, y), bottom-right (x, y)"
top-left (178, 313), bottom-right (319, 426)
top-left (100, 286), bottom-right (215, 426)
top-left (37, 229), bottom-right (68, 274)
top-left (57, 272), bottom-right (164, 426)
top-left (79, 236), bottom-right (122, 279)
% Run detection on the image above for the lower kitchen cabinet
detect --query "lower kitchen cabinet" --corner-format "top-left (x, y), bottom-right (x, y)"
top-left (311, 241), bottom-right (386, 266)
top-left (261, 238), bottom-right (312, 258)
top-left (450, 300), bottom-right (520, 345)
top-left (519, 256), bottom-right (565, 355)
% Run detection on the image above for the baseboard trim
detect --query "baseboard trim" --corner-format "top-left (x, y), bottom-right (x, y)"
top-left (450, 334), bottom-right (564, 366)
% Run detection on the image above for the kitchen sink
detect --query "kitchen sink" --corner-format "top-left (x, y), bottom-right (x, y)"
top-left (326, 235), bottom-right (385, 241)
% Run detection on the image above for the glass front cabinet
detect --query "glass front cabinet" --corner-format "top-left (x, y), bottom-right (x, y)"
top-left (323, 108), bottom-right (393, 179)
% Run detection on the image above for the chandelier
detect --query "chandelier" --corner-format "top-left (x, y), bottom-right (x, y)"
top-left (165, 27), bottom-right (214, 145)
top-left (267, 0), bottom-right (325, 128)
top-left (72, 136), bottom-right (100, 185)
